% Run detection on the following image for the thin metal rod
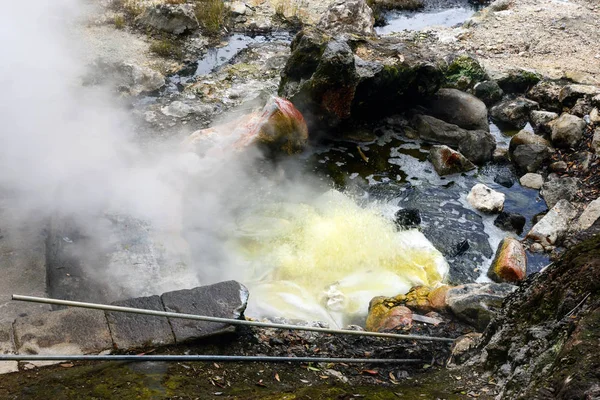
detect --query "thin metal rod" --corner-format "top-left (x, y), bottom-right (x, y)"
top-left (0, 354), bottom-right (422, 364)
top-left (12, 295), bottom-right (454, 343)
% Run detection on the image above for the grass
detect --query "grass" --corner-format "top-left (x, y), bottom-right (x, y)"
top-left (114, 14), bottom-right (126, 29)
top-left (149, 39), bottom-right (184, 59)
top-left (193, 0), bottom-right (228, 36)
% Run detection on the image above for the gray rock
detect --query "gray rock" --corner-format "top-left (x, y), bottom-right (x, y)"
top-left (508, 129), bottom-right (551, 154)
top-left (575, 197), bottom-right (600, 231)
top-left (541, 175), bottom-right (579, 209)
top-left (495, 69), bottom-right (542, 94)
top-left (427, 88), bottom-right (489, 131)
top-left (592, 128), bottom-right (600, 153)
top-left (414, 115), bottom-right (495, 164)
top-left (550, 113), bottom-right (586, 149)
top-left (489, 0), bottom-right (512, 11)
top-left (527, 199), bottom-right (577, 246)
top-left (527, 80), bottom-right (563, 112)
top-left (493, 147), bottom-right (510, 164)
top-left (519, 173), bottom-right (544, 189)
top-left (429, 145), bottom-right (476, 176)
top-left (511, 144), bottom-right (553, 173)
top-left (494, 212), bottom-right (526, 234)
top-left (106, 295), bottom-right (175, 350)
top-left (490, 97), bottom-right (540, 129)
top-left (137, 4), bottom-right (198, 35)
top-left (13, 309), bottom-right (112, 355)
top-left (467, 184), bottom-right (505, 213)
top-left (446, 283), bottom-right (516, 331)
top-left (590, 108), bottom-right (600, 123)
top-left (570, 98), bottom-right (592, 117)
top-left (316, 0), bottom-right (375, 36)
top-left (558, 84), bottom-right (600, 107)
top-left (549, 161), bottom-right (568, 173)
top-left (92, 61), bottom-right (165, 96)
top-left (529, 110), bottom-right (558, 133)
top-left (161, 281), bottom-right (249, 343)
top-left (494, 169), bottom-right (514, 188)
top-left (474, 80), bottom-right (504, 106)
top-left (0, 324), bottom-right (18, 374)
top-left (593, 94), bottom-right (600, 108)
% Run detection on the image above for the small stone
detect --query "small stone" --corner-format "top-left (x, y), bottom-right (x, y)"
top-left (467, 183), bottom-right (505, 213)
top-left (530, 243), bottom-right (544, 253)
top-left (590, 108), bottom-right (600, 123)
top-left (494, 211), bottom-right (526, 234)
top-left (494, 170), bottom-right (514, 188)
top-left (520, 173), bottom-right (543, 189)
top-left (541, 176), bottom-right (579, 209)
top-left (448, 332), bottom-right (482, 366)
top-left (493, 147), bottom-right (509, 163)
top-left (394, 208), bottom-right (421, 229)
top-left (575, 197), bottom-right (600, 231)
top-left (474, 80), bottom-right (504, 106)
top-left (429, 145), bottom-right (476, 176)
top-left (592, 128), bottom-right (600, 153)
top-left (488, 237), bottom-right (527, 283)
top-left (490, 97), bottom-right (540, 129)
top-left (529, 110), bottom-right (558, 133)
top-left (549, 161), bottom-right (567, 173)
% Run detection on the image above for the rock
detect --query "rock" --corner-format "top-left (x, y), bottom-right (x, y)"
top-left (370, 0), bottom-right (424, 10)
top-left (593, 94), bottom-right (600, 108)
top-left (490, 97), bottom-right (539, 129)
top-left (489, 0), bottom-right (512, 11)
top-left (550, 113), bottom-right (587, 148)
top-left (488, 238), bottom-right (527, 283)
top-left (137, 4), bottom-right (197, 35)
top-left (496, 69), bottom-right (542, 94)
top-left (519, 173), bottom-right (543, 189)
top-left (570, 98), bottom-right (592, 117)
top-left (230, 1), bottom-right (247, 15)
top-left (494, 211), bottom-right (526, 234)
top-left (316, 0), bottom-right (375, 37)
top-left (474, 80), bottom-right (504, 106)
top-left (541, 175), bottom-right (579, 209)
top-left (527, 199), bottom-right (577, 246)
top-left (574, 151), bottom-right (593, 171)
top-left (508, 129), bottom-right (551, 154)
top-left (511, 144), bottom-right (553, 173)
top-left (404, 286), bottom-right (434, 314)
top-left (99, 61), bottom-right (165, 96)
top-left (161, 281), bottom-right (249, 343)
top-left (394, 208), bottom-right (421, 229)
top-left (13, 309), bottom-right (112, 355)
top-left (186, 97), bottom-right (308, 155)
top-left (0, 324), bottom-right (18, 375)
top-left (467, 184), bottom-right (505, 213)
top-left (445, 283), bottom-right (516, 331)
top-left (530, 242), bottom-right (544, 253)
top-left (590, 108), bottom-right (600, 123)
top-left (448, 332), bottom-right (482, 366)
top-left (529, 110), bottom-right (558, 134)
top-left (527, 80), bottom-right (563, 112)
top-left (575, 198), bottom-right (600, 231)
top-left (428, 286), bottom-right (450, 311)
top-left (493, 170), bottom-right (514, 188)
top-left (558, 84), bottom-right (600, 107)
top-left (160, 101), bottom-right (213, 118)
top-left (493, 147), bottom-right (510, 164)
top-left (426, 88), bottom-right (489, 131)
top-left (593, 128), bottom-right (600, 153)
top-left (443, 55), bottom-right (488, 90)
top-left (366, 297), bottom-right (412, 332)
top-left (106, 295), bottom-right (175, 350)
top-left (549, 161), bottom-right (568, 173)
top-left (414, 115), bottom-right (495, 164)
top-left (429, 145), bottom-right (476, 176)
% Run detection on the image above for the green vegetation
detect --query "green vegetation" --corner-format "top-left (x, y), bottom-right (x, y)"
top-left (194, 0), bottom-right (228, 36)
top-left (114, 14), bottom-right (125, 29)
top-left (149, 39), bottom-right (183, 59)
top-left (444, 55), bottom-right (488, 89)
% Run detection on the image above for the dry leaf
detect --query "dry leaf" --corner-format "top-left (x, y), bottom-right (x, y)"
top-left (362, 369), bottom-right (378, 376)
top-left (59, 363), bottom-right (73, 368)
top-left (274, 372), bottom-right (280, 382)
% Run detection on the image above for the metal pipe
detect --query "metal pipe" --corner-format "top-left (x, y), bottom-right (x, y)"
top-left (0, 354), bottom-right (422, 364)
top-left (12, 295), bottom-right (455, 343)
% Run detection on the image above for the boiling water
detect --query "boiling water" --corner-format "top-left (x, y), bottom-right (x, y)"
top-left (231, 190), bottom-right (448, 327)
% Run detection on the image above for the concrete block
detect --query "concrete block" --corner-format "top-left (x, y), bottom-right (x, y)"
top-left (106, 295), bottom-right (175, 350)
top-left (0, 323), bottom-right (18, 374)
top-left (161, 281), bottom-right (249, 343)
top-left (13, 308), bottom-right (112, 355)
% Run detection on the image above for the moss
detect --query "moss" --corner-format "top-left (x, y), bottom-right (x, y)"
top-left (149, 39), bottom-right (183, 59)
top-left (444, 55), bottom-right (487, 89)
top-left (114, 15), bottom-right (125, 29)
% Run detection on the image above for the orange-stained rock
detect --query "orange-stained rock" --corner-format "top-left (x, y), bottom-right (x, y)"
top-left (404, 286), bottom-right (433, 313)
top-left (377, 306), bottom-right (413, 331)
top-left (184, 97), bottom-right (308, 155)
top-left (488, 237), bottom-right (527, 283)
top-left (428, 285), bottom-right (450, 311)
top-left (365, 296), bottom-right (412, 332)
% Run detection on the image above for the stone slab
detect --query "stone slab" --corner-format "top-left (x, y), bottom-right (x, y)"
top-left (161, 281), bottom-right (249, 343)
top-left (13, 308), bottom-right (112, 355)
top-left (106, 295), bottom-right (175, 350)
top-left (0, 323), bottom-right (18, 374)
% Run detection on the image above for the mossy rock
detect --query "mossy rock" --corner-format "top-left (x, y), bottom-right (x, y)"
top-left (443, 55), bottom-right (488, 90)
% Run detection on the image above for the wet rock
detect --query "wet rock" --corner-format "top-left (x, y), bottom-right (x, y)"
top-left (496, 69), bottom-right (542, 94)
top-left (429, 145), bottom-right (475, 176)
top-left (137, 4), bottom-right (197, 35)
top-left (529, 110), bottom-right (558, 134)
top-left (445, 283), bottom-right (516, 331)
top-left (13, 309), bottom-right (112, 355)
top-left (558, 84), bottom-right (600, 107)
top-left (490, 97), bottom-right (539, 129)
top-left (550, 113), bottom-right (587, 148)
top-left (494, 211), bottom-right (526, 234)
top-left (413, 115), bottom-right (495, 164)
top-left (467, 183), bottom-right (505, 213)
top-left (575, 197), bottom-right (600, 231)
top-left (366, 297), bottom-right (412, 332)
top-left (527, 80), bottom-right (563, 112)
top-left (474, 80), bottom-right (504, 106)
top-left (493, 147), bottom-right (510, 164)
top-left (316, 0), bottom-right (375, 37)
top-left (161, 281), bottom-right (249, 343)
top-left (426, 88), bottom-right (489, 131)
top-left (508, 129), bottom-right (551, 154)
top-left (370, 0), bottom-right (424, 10)
top-left (519, 173), bottom-right (543, 189)
top-left (494, 170), bottom-right (514, 188)
top-left (394, 208), bottom-right (421, 229)
top-left (549, 160), bottom-right (568, 173)
top-left (593, 128), bottom-right (600, 153)
top-left (541, 175), bottom-right (579, 209)
top-left (527, 199), bottom-right (577, 246)
top-left (106, 295), bottom-right (175, 350)
top-left (488, 237), bottom-right (527, 283)
top-left (511, 144), bottom-right (553, 173)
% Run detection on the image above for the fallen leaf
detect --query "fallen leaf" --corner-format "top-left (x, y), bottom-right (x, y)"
top-left (256, 380), bottom-right (267, 388)
top-left (362, 369), bottom-right (378, 376)
top-left (59, 363), bottom-right (73, 368)
top-left (274, 372), bottom-right (280, 382)
top-left (300, 379), bottom-right (310, 384)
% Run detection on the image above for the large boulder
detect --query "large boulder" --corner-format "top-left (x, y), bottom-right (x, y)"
top-left (426, 88), bottom-right (489, 131)
top-left (137, 4), bottom-right (198, 35)
top-left (529, 110), bottom-right (558, 134)
top-left (558, 84), bottom-right (600, 107)
top-left (541, 175), bottom-right (579, 209)
top-left (429, 145), bottom-right (475, 176)
top-left (487, 237), bottom-right (527, 283)
top-left (527, 80), bottom-right (563, 112)
top-left (508, 129), bottom-right (551, 154)
top-left (511, 143), bottom-right (553, 173)
top-left (550, 113), bottom-right (587, 149)
top-left (527, 199), bottom-right (577, 246)
top-left (467, 183), bottom-right (505, 213)
top-left (279, 29), bottom-right (443, 132)
top-left (414, 115), bottom-right (495, 164)
top-left (490, 97), bottom-right (539, 129)
top-left (316, 0), bottom-right (375, 36)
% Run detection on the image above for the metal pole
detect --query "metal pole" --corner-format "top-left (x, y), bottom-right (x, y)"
top-left (0, 354), bottom-right (422, 364)
top-left (12, 295), bottom-right (455, 343)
